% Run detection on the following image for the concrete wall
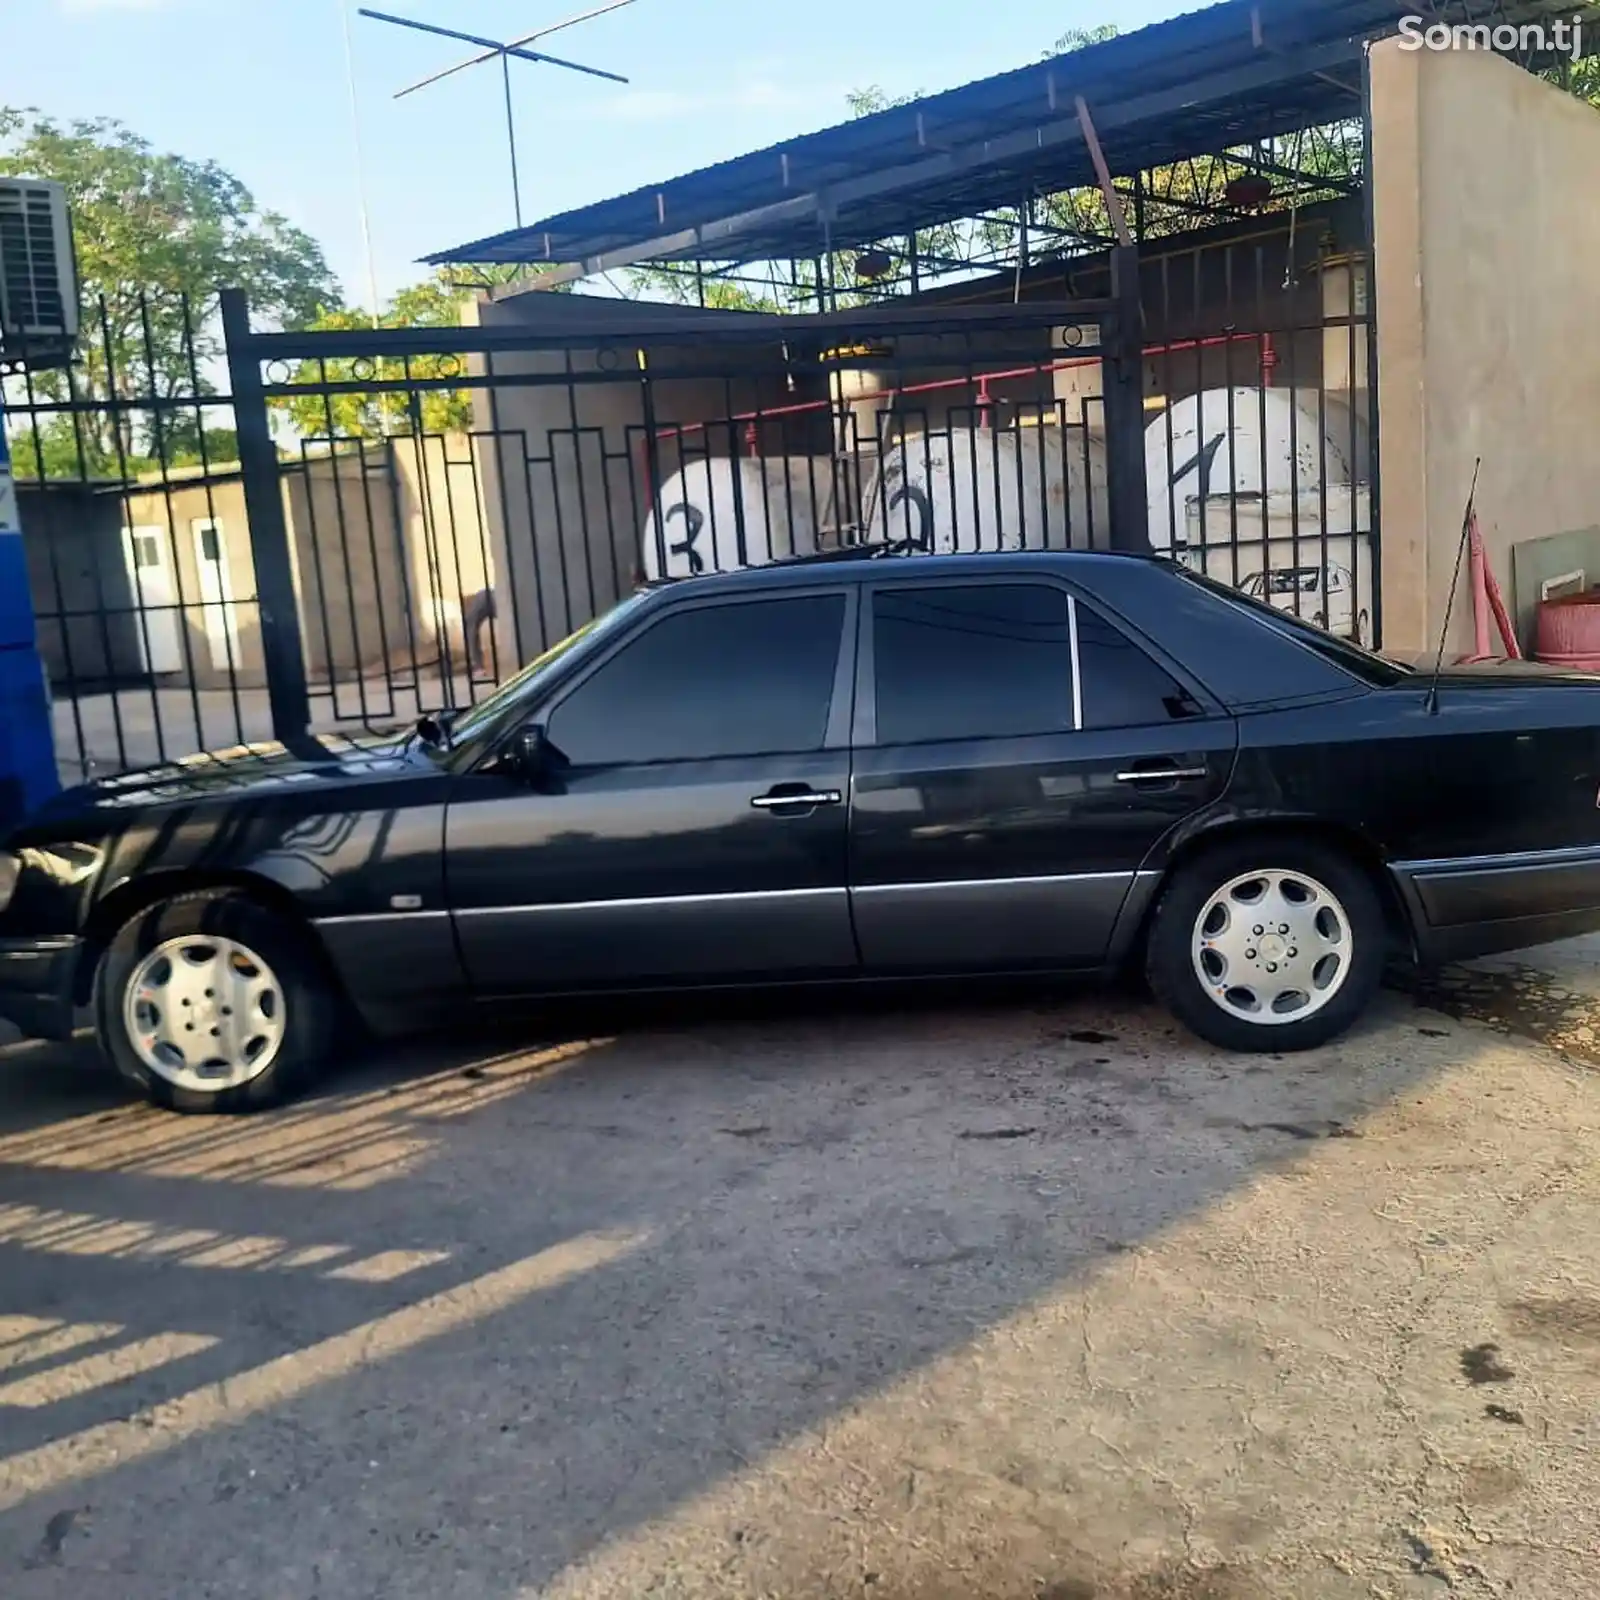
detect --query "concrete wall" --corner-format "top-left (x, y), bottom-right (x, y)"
top-left (283, 438), bottom-right (490, 685)
top-left (284, 447), bottom-right (404, 683)
top-left (1371, 39), bottom-right (1600, 659)
top-left (17, 484), bottom-right (142, 685)
top-left (390, 433), bottom-right (492, 677)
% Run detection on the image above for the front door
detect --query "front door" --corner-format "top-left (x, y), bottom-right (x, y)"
top-left (849, 577), bottom-right (1236, 972)
top-left (191, 519), bottom-right (242, 672)
top-left (121, 526), bottom-right (184, 675)
top-left (446, 586), bottom-right (860, 995)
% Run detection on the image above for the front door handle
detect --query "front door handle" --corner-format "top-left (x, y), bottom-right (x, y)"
top-left (751, 787), bottom-right (843, 811)
top-left (1115, 764), bottom-right (1209, 785)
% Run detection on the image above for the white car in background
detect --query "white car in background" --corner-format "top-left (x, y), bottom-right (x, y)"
top-left (1241, 563), bottom-right (1370, 646)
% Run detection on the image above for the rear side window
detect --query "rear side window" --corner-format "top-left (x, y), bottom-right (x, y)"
top-left (546, 593), bottom-right (845, 766)
top-left (1074, 606), bottom-right (1204, 728)
top-left (872, 583), bottom-right (1075, 744)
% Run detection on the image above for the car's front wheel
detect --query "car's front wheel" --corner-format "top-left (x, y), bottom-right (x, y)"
top-left (94, 889), bottom-right (335, 1113)
top-left (1145, 837), bottom-right (1385, 1052)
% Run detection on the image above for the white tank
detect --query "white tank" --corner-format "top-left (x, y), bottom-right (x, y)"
top-left (875, 428), bottom-right (1108, 554)
top-left (641, 427), bottom-right (1110, 579)
top-left (1145, 387), bottom-right (1370, 553)
top-left (641, 456), bottom-right (827, 580)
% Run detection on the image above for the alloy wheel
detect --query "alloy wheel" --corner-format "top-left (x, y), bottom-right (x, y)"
top-left (123, 934), bottom-right (287, 1094)
top-left (1190, 868), bottom-right (1352, 1026)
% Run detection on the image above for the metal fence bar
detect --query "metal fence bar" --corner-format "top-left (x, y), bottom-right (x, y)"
top-left (220, 289), bottom-right (310, 744)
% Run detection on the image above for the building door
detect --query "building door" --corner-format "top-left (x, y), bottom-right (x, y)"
top-left (121, 526), bottom-right (184, 675)
top-left (191, 519), bottom-right (241, 672)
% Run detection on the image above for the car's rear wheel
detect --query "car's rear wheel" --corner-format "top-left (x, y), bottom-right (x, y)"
top-left (1146, 837), bottom-right (1385, 1052)
top-left (94, 889), bottom-right (335, 1113)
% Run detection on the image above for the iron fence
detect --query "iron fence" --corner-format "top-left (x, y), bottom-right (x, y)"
top-left (2, 291), bottom-right (267, 781)
top-left (1139, 222), bottom-right (1380, 649)
top-left (2, 234), bottom-right (1378, 782)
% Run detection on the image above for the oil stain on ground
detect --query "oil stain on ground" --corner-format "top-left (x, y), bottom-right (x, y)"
top-left (1402, 962), bottom-right (1600, 1066)
top-left (1461, 1342), bottom-right (1516, 1384)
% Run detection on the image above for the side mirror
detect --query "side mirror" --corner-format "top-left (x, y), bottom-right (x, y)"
top-left (505, 724), bottom-right (550, 781)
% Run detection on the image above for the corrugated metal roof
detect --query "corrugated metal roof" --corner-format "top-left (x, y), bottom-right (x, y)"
top-left (429, 0), bottom-right (1598, 271)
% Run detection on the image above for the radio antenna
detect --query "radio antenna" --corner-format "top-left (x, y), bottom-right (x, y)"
top-left (360, 3), bottom-right (635, 228)
top-left (1425, 457), bottom-right (1481, 717)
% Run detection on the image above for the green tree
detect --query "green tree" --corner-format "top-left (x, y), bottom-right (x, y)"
top-left (0, 107), bottom-right (338, 476)
top-left (282, 268), bottom-right (569, 441)
top-left (284, 273), bottom-right (476, 441)
top-left (621, 265), bottom-right (782, 312)
top-left (1046, 22), bottom-right (1119, 56)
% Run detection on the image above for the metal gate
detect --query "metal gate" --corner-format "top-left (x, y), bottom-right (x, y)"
top-left (4, 231), bottom-right (1381, 780)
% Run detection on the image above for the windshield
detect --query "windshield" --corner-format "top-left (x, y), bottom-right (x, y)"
top-left (443, 590), bottom-right (653, 747)
top-left (1176, 565), bottom-right (1413, 687)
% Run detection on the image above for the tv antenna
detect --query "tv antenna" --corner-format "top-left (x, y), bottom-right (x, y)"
top-left (360, 2), bottom-right (636, 229)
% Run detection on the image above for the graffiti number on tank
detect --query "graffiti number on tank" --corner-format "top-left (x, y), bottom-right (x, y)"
top-left (887, 484), bottom-right (933, 550)
top-left (665, 503), bottom-right (706, 573)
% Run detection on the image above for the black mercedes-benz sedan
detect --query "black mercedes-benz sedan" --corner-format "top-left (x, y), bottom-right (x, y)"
top-left (3, 549), bottom-right (1599, 1113)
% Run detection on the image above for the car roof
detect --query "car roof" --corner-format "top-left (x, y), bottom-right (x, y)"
top-left (654, 547), bottom-right (1172, 596)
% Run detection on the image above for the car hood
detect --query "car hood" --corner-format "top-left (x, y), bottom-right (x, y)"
top-left (27, 730), bottom-right (425, 828)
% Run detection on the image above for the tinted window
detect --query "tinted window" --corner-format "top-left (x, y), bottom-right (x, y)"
top-left (1174, 565), bottom-right (1409, 689)
top-left (1075, 606), bottom-right (1202, 728)
top-left (873, 583), bottom-right (1074, 745)
top-left (546, 594), bottom-right (844, 766)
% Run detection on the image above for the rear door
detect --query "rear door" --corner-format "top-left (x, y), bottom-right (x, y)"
top-left (446, 586), bottom-right (860, 994)
top-left (848, 576), bottom-right (1236, 973)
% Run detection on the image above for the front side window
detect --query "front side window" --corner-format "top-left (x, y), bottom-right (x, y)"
top-left (872, 583), bottom-right (1075, 745)
top-left (545, 593), bottom-right (845, 767)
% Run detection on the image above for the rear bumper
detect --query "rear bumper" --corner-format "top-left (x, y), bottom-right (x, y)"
top-left (1390, 846), bottom-right (1600, 964)
top-left (0, 936), bottom-right (83, 1041)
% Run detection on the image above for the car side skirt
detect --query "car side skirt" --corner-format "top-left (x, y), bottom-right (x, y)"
top-left (1390, 845), bottom-right (1600, 964)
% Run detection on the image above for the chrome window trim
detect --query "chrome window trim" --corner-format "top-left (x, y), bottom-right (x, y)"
top-left (1068, 593), bottom-right (1084, 732)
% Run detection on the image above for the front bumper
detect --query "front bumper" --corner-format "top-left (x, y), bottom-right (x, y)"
top-left (0, 936), bottom-right (83, 1041)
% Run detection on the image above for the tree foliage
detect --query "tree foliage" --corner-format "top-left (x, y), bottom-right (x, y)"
top-left (282, 274), bottom-right (477, 442)
top-left (0, 107), bottom-right (339, 477)
top-left (281, 266), bottom-right (570, 441)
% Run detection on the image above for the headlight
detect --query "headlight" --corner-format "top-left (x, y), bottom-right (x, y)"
top-left (0, 853), bottom-right (18, 915)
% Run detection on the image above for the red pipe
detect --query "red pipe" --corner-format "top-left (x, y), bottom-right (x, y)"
top-left (648, 332), bottom-right (1269, 447)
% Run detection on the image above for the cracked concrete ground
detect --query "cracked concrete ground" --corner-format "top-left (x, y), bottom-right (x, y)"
top-left (0, 960), bottom-right (1597, 1600)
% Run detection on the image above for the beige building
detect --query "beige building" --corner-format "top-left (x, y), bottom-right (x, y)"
top-left (26, 437), bottom-right (492, 696)
top-left (1371, 38), bottom-right (1600, 661)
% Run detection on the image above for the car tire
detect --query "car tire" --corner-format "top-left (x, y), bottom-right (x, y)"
top-left (94, 889), bottom-right (336, 1114)
top-left (1145, 836), bottom-right (1386, 1054)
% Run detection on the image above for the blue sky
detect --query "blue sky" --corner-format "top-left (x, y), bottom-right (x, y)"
top-left (7, 0), bottom-right (1196, 306)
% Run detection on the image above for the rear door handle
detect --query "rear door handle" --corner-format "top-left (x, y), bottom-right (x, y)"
top-left (1115, 765), bottom-right (1209, 785)
top-left (751, 788), bottom-right (843, 810)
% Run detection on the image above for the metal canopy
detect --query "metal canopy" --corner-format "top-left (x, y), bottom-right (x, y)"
top-left (428, 0), bottom-right (1600, 276)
